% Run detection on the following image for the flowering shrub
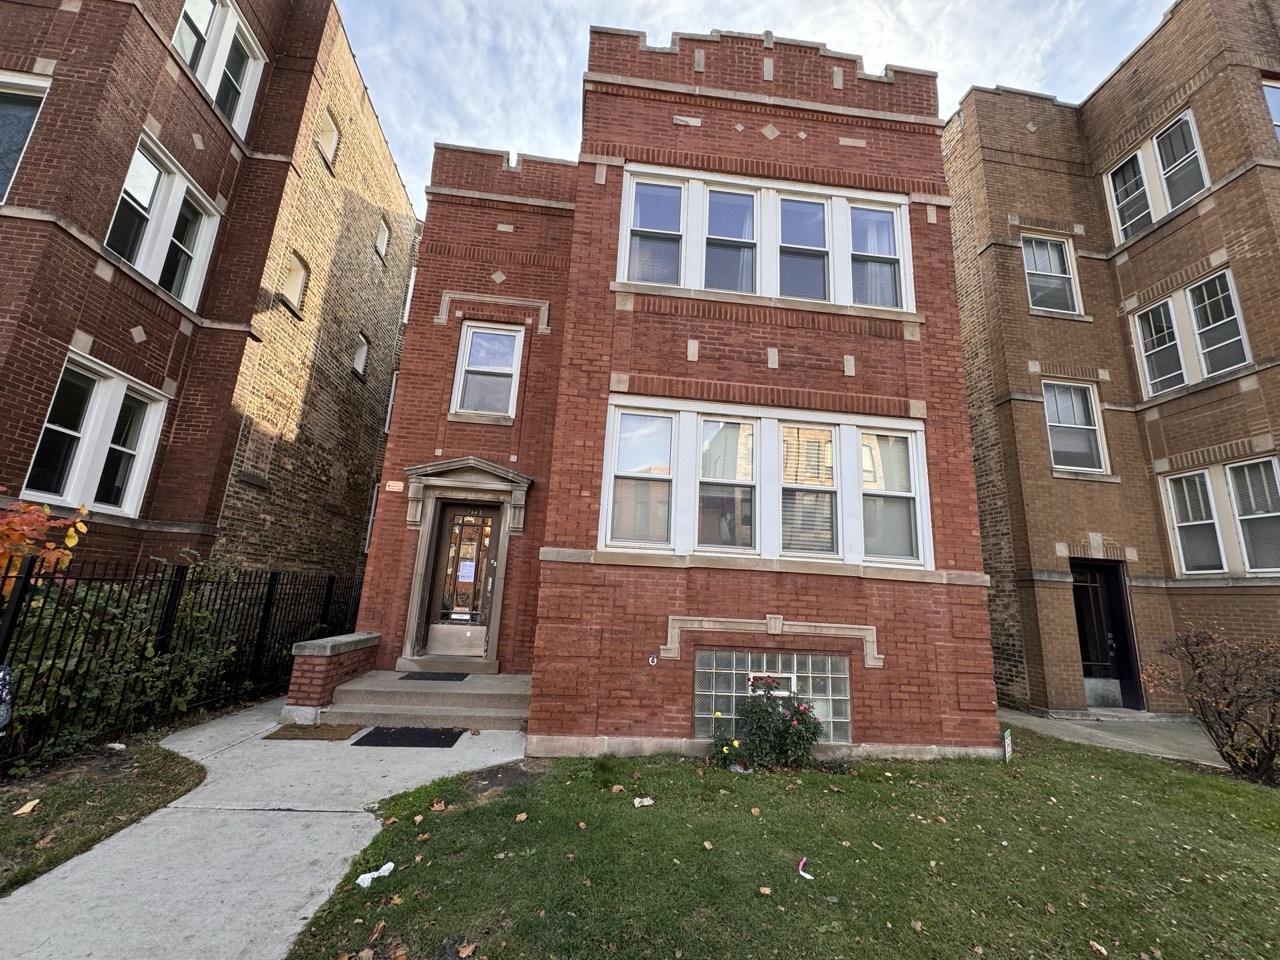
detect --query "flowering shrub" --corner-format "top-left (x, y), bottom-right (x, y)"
top-left (1146, 628), bottom-right (1280, 785)
top-left (710, 675), bottom-right (824, 769)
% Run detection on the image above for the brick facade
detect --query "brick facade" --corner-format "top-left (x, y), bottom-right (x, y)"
top-left (943, 0), bottom-right (1280, 714)
top-left (360, 27), bottom-right (1000, 755)
top-left (0, 0), bottom-right (414, 576)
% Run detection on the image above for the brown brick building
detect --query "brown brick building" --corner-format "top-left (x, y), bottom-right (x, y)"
top-left (352, 27), bottom-right (1000, 757)
top-left (0, 0), bottom-right (415, 575)
top-left (944, 0), bottom-right (1280, 714)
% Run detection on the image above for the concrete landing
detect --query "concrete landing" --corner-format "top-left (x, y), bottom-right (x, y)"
top-left (999, 707), bottom-right (1225, 768)
top-left (321, 670), bottom-right (531, 731)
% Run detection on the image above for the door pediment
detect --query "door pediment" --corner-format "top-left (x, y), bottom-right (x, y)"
top-left (404, 458), bottom-right (533, 535)
top-left (405, 456), bottom-right (533, 489)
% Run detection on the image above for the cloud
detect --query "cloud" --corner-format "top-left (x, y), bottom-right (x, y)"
top-left (340, 0), bottom-right (1171, 215)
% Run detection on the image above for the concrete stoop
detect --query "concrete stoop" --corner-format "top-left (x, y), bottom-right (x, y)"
top-left (319, 671), bottom-right (531, 731)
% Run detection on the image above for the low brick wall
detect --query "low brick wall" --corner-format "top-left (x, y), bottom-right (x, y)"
top-left (282, 632), bottom-right (380, 722)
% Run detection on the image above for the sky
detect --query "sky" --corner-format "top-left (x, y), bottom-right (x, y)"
top-left (339, 0), bottom-right (1175, 216)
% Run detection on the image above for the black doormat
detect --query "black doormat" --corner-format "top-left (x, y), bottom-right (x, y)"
top-left (400, 672), bottom-right (470, 682)
top-left (353, 726), bottom-right (465, 748)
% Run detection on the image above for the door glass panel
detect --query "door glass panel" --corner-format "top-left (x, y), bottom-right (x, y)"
top-left (437, 512), bottom-right (494, 624)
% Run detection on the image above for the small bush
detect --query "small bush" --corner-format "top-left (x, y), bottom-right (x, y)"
top-left (1148, 629), bottom-right (1280, 785)
top-left (710, 676), bottom-right (824, 769)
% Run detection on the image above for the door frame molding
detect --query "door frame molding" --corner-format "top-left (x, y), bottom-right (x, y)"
top-left (400, 458), bottom-right (533, 667)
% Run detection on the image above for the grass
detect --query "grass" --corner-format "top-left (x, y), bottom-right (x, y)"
top-left (0, 742), bottom-right (205, 896)
top-left (289, 726), bottom-right (1280, 960)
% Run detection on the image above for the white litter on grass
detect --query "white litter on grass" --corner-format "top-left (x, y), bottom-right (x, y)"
top-left (106, 743), bottom-right (126, 751)
top-left (798, 856), bottom-right (814, 880)
top-left (355, 862), bottom-right (394, 888)
top-left (633, 797), bottom-right (655, 808)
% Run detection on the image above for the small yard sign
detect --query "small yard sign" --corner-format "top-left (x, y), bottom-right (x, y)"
top-left (1004, 728), bottom-right (1013, 763)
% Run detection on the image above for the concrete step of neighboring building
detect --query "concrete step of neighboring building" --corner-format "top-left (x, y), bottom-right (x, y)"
top-left (323, 671), bottom-right (531, 730)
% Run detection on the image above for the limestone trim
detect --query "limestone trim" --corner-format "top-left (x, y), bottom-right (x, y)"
top-left (525, 733), bottom-right (1003, 760)
top-left (538, 546), bottom-right (989, 587)
top-left (433, 290), bottom-right (551, 333)
top-left (609, 281), bottom-right (925, 325)
top-left (659, 614), bottom-right (883, 667)
top-left (291, 632), bottom-right (380, 657)
top-left (584, 72), bottom-right (945, 128)
top-left (402, 458), bottom-right (534, 665)
top-left (426, 185), bottom-right (576, 210)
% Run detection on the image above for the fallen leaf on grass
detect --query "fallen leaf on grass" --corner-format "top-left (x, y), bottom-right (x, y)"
top-left (583, 878), bottom-right (591, 887)
top-left (719, 789), bottom-right (730, 796)
top-left (1089, 942), bottom-right (1109, 958)
top-left (566, 853), bottom-right (575, 861)
top-left (911, 920), bottom-right (922, 932)
top-left (759, 887), bottom-right (772, 895)
top-left (840, 840), bottom-right (851, 847)
top-left (936, 816), bottom-right (947, 823)
top-left (470, 728), bottom-right (480, 736)
top-left (973, 948), bottom-right (984, 956)
top-left (430, 799), bottom-right (446, 812)
top-left (632, 772), bottom-right (641, 780)
top-left (417, 833), bottom-right (430, 841)
top-left (414, 815), bottom-right (423, 825)
top-left (392, 950), bottom-right (408, 960)
top-left (703, 841), bottom-right (713, 849)
top-left (34, 832), bottom-right (56, 849)
top-left (695, 767), bottom-right (704, 778)
top-left (390, 894), bottom-right (404, 906)
top-left (357, 950), bottom-right (374, 960)
top-left (828, 784), bottom-right (843, 793)
top-left (368, 919), bottom-right (386, 942)
top-left (578, 821), bottom-right (587, 830)
top-left (515, 812), bottom-right (528, 822)
top-left (1046, 903), bottom-right (1056, 915)
top-left (414, 855), bottom-right (422, 863)
top-left (13, 799), bottom-right (40, 817)
top-left (751, 808), bottom-right (761, 816)
top-left (611, 785), bottom-right (625, 794)
top-left (458, 944), bottom-right (477, 959)
top-left (382, 817), bottom-right (399, 826)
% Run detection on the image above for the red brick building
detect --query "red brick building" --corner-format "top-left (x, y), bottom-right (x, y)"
top-left (353, 28), bottom-right (1000, 757)
top-left (0, 0), bottom-right (415, 575)
top-left (945, 0), bottom-right (1280, 715)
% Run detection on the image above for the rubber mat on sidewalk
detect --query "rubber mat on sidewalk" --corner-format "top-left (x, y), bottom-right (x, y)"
top-left (352, 726), bottom-right (464, 748)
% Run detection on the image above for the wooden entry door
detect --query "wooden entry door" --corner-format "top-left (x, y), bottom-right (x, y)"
top-left (424, 504), bottom-right (501, 657)
top-left (1070, 561), bottom-right (1144, 710)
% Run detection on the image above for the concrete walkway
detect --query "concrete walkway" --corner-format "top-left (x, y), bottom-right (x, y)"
top-left (999, 707), bottom-right (1226, 767)
top-left (0, 698), bottom-right (526, 960)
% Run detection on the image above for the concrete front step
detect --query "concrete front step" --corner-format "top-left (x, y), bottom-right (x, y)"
top-left (325, 671), bottom-right (531, 730)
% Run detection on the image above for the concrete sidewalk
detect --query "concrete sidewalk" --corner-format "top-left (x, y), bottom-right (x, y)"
top-left (0, 698), bottom-right (525, 960)
top-left (999, 707), bottom-right (1226, 768)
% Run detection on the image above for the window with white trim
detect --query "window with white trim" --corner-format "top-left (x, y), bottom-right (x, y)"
top-left (22, 357), bottom-right (166, 517)
top-left (1165, 459), bottom-right (1280, 576)
top-left (316, 108), bottom-right (340, 167)
top-left (375, 218), bottom-right (390, 260)
top-left (1107, 112), bottom-right (1207, 244)
top-left (105, 138), bottom-right (219, 309)
top-left (171, 0), bottom-right (264, 136)
top-left (353, 333), bottom-right (369, 376)
top-left (1042, 381), bottom-right (1106, 473)
top-left (1131, 269), bottom-right (1249, 397)
top-left (0, 71), bottom-right (49, 204)
top-left (449, 323), bottom-right (524, 418)
top-left (601, 398), bottom-right (931, 567)
top-left (619, 166), bottom-right (913, 311)
top-left (281, 253), bottom-right (308, 310)
top-left (1265, 84), bottom-right (1280, 140)
top-left (1021, 236), bottom-right (1079, 313)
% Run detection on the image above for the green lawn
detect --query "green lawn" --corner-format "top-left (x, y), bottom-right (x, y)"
top-left (1, 743), bottom-right (205, 896)
top-left (290, 726), bottom-right (1279, 960)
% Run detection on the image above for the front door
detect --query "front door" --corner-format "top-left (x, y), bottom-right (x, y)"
top-left (423, 504), bottom-right (501, 657)
top-left (1070, 560), bottom-right (1144, 710)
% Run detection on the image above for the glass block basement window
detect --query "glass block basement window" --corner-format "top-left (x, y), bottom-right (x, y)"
top-left (693, 649), bottom-right (852, 743)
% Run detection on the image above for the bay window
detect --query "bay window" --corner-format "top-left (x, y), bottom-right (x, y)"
top-left (1165, 459), bottom-right (1280, 576)
top-left (619, 166), bottom-right (913, 311)
top-left (602, 398), bottom-right (931, 567)
top-left (171, 0), bottom-right (264, 136)
top-left (1107, 111), bottom-right (1207, 244)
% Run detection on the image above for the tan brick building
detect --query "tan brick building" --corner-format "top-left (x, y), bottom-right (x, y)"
top-left (944, 0), bottom-right (1280, 714)
top-left (344, 27), bottom-right (1001, 757)
top-left (0, 0), bottom-right (415, 577)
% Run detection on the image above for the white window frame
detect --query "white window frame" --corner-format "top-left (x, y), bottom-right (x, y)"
top-left (1106, 111), bottom-right (1208, 245)
top-left (617, 165), bottom-right (915, 313)
top-left (21, 353), bottom-right (167, 518)
top-left (384, 370), bottom-right (397, 433)
top-left (171, 0), bottom-right (265, 137)
top-left (1265, 83), bottom-right (1280, 141)
top-left (280, 252), bottom-right (308, 310)
top-left (598, 396), bottom-right (933, 570)
top-left (1165, 470), bottom-right (1228, 576)
top-left (0, 69), bottom-right (51, 204)
top-left (1131, 268), bottom-right (1250, 398)
top-left (1226, 457), bottom-right (1280, 574)
top-left (375, 218), bottom-right (390, 261)
top-left (1020, 234), bottom-right (1081, 314)
top-left (105, 134), bottom-right (219, 310)
top-left (316, 108), bottom-right (341, 167)
top-left (1134, 299), bottom-right (1186, 397)
top-left (353, 333), bottom-right (369, 376)
top-left (779, 422), bottom-right (839, 557)
top-left (1041, 380), bottom-right (1108, 474)
top-left (449, 322), bottom-right (525, 419)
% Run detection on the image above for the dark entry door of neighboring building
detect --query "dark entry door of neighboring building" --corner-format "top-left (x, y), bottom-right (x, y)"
top-left (1070, 560), bottom-right (1144, 710)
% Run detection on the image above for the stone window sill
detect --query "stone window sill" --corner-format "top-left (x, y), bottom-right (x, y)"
top-left (609, 281), bottom-right (924, 325)
top-left (1052, 470), bottom-right (1120, 483)
top-left (1029, 307), bottom-right (1092, 322)
top-left (448, 411), bottom-right (515, 427)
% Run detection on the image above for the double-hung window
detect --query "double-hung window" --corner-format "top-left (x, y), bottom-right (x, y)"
top-left (449, 323), bottom-right (524, 419)
top-left (105, 138), bottom-right (218, 310)
top-left (1132, 269), bottom-right (1249, 397)
top-left (1041, 381), bottom-right (1105, 472)
top-left (602, 400), bottom-right (930, 567)
top-left (1107, 112), bottom-right (1207, 243)
top-left (1266, 84), bottom-right (1280, 140)
top-left (619, 166), bottom-right (913, 312)
top-left (22, 357), bottom-right (166, 516)
top-left (1165, 458), bottom-right (1280, 576)
top-left (0, 71), bottom-right (49, 203)
top-left (171, 0), bottom-right (264, 135)
top-left (1021, 236), bottom-right (1079, 313)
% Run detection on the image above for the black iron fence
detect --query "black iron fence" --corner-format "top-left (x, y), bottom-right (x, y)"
top-left (0, 556), bottom-right (360, 770)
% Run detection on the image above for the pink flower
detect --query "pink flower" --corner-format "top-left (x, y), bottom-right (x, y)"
top-left (791, 720), bottom-right (798, 726)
